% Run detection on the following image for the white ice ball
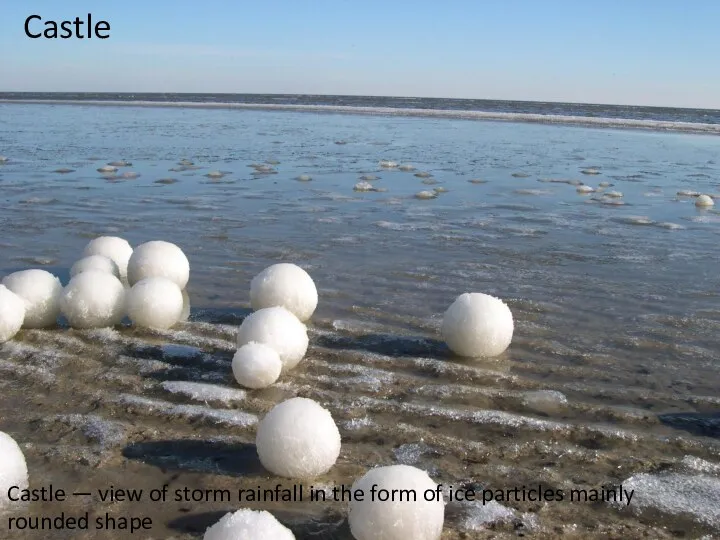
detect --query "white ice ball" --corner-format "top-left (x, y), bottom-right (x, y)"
top-left (250, 263), bottom-right (318, 321)
top-left (232, 342), bottom-right (282, 389)
top-left (203, 509), bottom-right (295, 540)
top-left (126, 277), bottom-right (183, 330)
top-left (348, 465), bottom-right (445, 540)
top-left (696, 194), bottom-right (715, 207)
top-left (236, 307), bottom-right (308, 371)
top-left (83, 236), bottom-right (133, 278)
top-left (60, 270), bottom-right (126, 329)
top-left (70, 254), bottom-right (120, 279)
top-left (0, 431), bottom-right (29, 507)
top-left (2, 269), bottom-right (62, 329)
top-left (256, 397), bottom-right (341, 479)
top-left (127, 240), bottom-right (190, 289)
top-left (180, 289), bottom-right (191, 322)
top-left (441, 292), bottom-right (514, 357)
top-left (0, 285), bottom-right (26, 343)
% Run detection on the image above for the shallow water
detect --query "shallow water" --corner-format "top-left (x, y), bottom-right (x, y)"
top-left (0, 103), bottom-right (719, 539)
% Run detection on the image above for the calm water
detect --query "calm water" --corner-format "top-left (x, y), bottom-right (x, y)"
top-left (0, 102), bottom-right (719, 539)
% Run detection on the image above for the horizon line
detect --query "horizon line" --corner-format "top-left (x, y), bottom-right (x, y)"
top-left (0, 90), bottom-right (718, 113)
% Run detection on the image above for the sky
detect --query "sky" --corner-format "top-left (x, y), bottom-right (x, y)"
top-left (1, 1), bottom-right (719, 109)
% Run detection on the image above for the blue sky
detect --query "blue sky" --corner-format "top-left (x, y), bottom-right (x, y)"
top-left (1, 1), bottom-right (718, 108)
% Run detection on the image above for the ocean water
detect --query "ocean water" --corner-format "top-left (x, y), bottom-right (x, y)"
top-left (0, 99), bottom-right (719, 539)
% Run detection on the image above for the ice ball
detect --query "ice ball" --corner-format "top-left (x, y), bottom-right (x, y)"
top-left (0, 431), bottom-right (29, 506)
top-left (256, 397), bottom-right (341, 479)
top-left (348, 465), bottom-right (445, 540)
top-left (127, 277), bottom-right (183, 330)
top-left (232, 342), bottom-right (282, 389)
top-left (0, 285), bottom-right (26, 343)
top-left (127, 240), bottom-right (190, 289)
top-left (696, 194), bottom-right (715, 207)
top-left (203, 509), bottom-right (295, 540)
top-left (441, 292), bottom-right (514, 357)
top-left (250, 263), bottom-right (318, 321)
top-left (70, 254), bottom-right (120, 279)
top-left (83, 236), bottom-right (133, 279)
top-left (60, 270), bottom-right (126, 329)
top-left (236, 307), bottom-right (308, 370)
top-left (2, 269), bottom-right (62, 328)
top-left (180, 289), bottom-right (191, 322)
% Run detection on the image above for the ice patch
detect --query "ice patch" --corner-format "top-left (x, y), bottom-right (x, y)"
top-left (614, 472), bottom-right (720, 529)
top-left (160, 381), bottom-right (247, 405)
top-left (117, 394), bottom-right (257, 427)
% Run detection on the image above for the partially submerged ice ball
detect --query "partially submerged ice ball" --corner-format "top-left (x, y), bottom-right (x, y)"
top-left (0, 285), bottom-right (26, 343)
top-left (83, 236), bottom-right (133, 279)
top-left (127, 277), bottom-right (183, 330)
top-left (695, 194), bottom-right (715, 207)
top-left (60, 270), bottom-right (126, 329)
top-left (0, 431), bottom-right (29, 506)
top-left (2, 269), bottom-right (62, 329)
top-left (70, 254), bottom-right (120, 279)
top-left (203, 509), bottom-right (295, 540)
top-left (236, 307), bottom-right (308, 370)
top-left (256, 397), bottom-right (341, 479)
top-left (250, 263), bottom-right (318, 321)
top-left (127, 240), bottom-right (190, 289)
top-left (441, 292), bottom-right (514, 357)
top-left (232, 342), bottom-right (283, 389)
top-left (348, 465), bottom-right (445, 540)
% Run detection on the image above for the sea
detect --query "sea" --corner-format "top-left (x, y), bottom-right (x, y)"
top-left (0, 93), bottom-right (719, 539)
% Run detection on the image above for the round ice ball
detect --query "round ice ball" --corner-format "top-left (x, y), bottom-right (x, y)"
top-left (348, 465), bottom-right (445, 540)
top-left (232, 342), bottom-right (282, 389)
top-left (2, 269), bottom-right (62, 329)
top-left (256, 397), bottom-right (341, 479)
top-left (696, 194), bottom-right (715, 207)
top-left (83, 236), bottom-right (133, 279)
top-left (127, 277), bottom-right (183, 330)
top-left (236, 307), bottom-right (308, 370)
top-left (60, 270), bottom-right (126, 329)
top-left (127, 240), bottom-right (190, 289)
top-left (0, 285), bottom-right (26, 343)
top-left (250, 263), bottom-right (318, 321)
top-left (180, 289), bottom-right (191, 322)
top-left (0, 431), bottom-right (29, 507)
top-left (203, 509), bottom-right (295, 540)
top-left (441, 292), bottom-right (514, 357)
top-left (70, 254), bottom-right (120, 279)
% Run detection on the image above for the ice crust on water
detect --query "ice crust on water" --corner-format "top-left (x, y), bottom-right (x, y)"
top-left (0, 431), bottom-right (29, 506)
top-left (614, 471), bottom-right (720, 529)
top-left (203, 509), bottom-right (295, 540)
top-left (256, 397), bottom-right (341, 479)
top-left (118, 394), bottom-right (258, 427)
top-left (49, 414), bottom-right (127, 448)
top-left (161, 381), bottom-right (248, 404)
top-left (2, 269), bottom-right (62, 328)
top-left (250, 263), bottom-right (318, 321)
top-left (349, 464), bottom-right (445, 540)
top-left (460, 500), bottom-right (516, 530)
